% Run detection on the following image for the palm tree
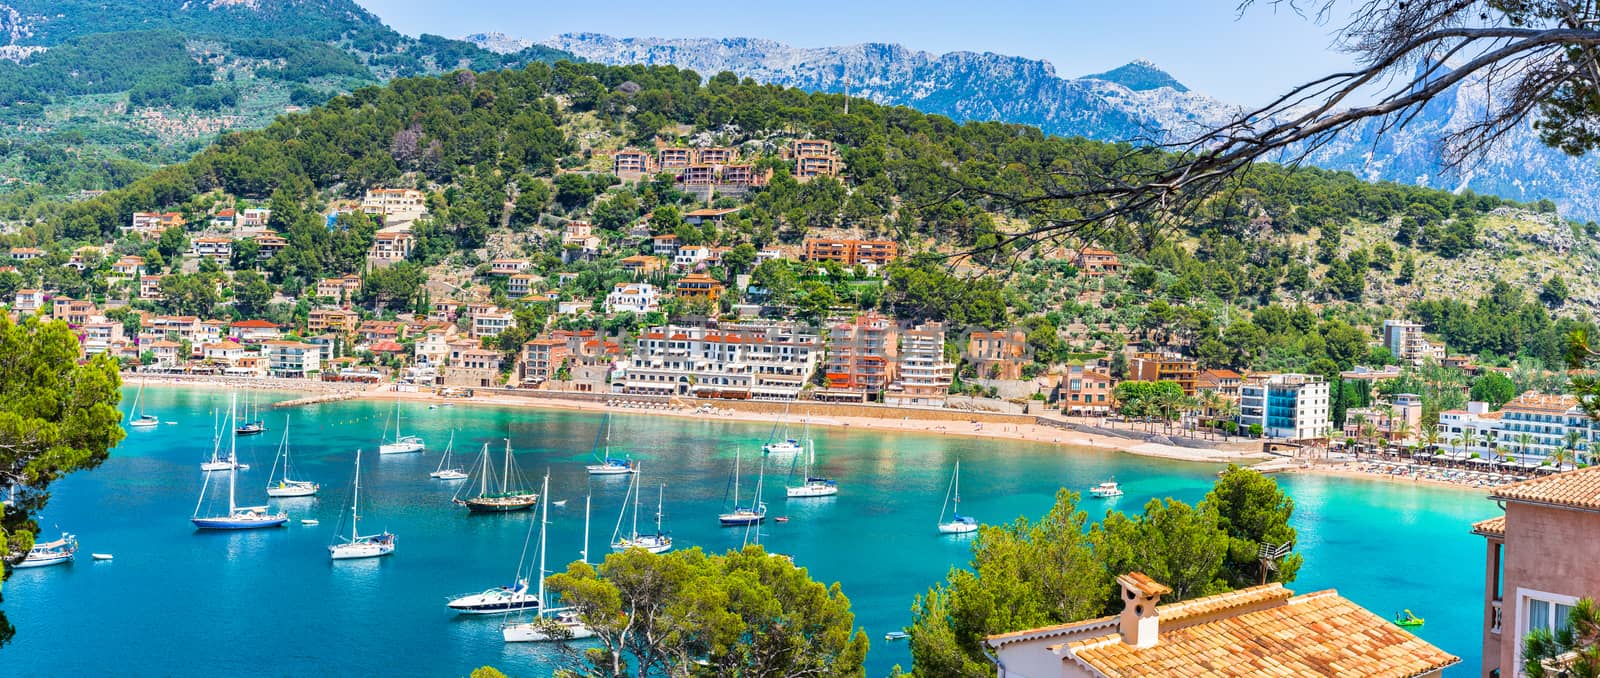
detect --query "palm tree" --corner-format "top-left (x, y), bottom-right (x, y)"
top-left (1463, 429), bottom-right (1479, 461)
top-left (1422, 426), bottom-right (1441, 458)
top-left (1523, 597), bottom-right (1600, 678)
top-left (1567, 429), bottom-right (1586, 467)
top-left (1518, 432), bottom-right (1536, 464)
top-left (1360, 420), bottom-right (1381, 457)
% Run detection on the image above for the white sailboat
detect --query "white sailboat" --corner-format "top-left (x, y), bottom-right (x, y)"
top-left (265, 416), bottom-right (318, 497)
top-left (718, 449), bottom-right (767, 526)
top-left (234, 391), bottom-right (266, 436)
top-left (936, 459), bottom-right (978, 535)
top-left (611, 465), bottom-right (671, 554)
top-left (192, 395), bottom-right (287, 530)
top-left (585, 413), bottom-right (635, 475)
top-left (447, 472), bottom-right (547, 615)
top-left (503, 488), bottom-right (596, 643)
top-left (329, 449), bottom-right (396, 560)
top-left (785, 423), bottom-right (838, 498)
top-left (378, 399), bottom-right (424, 454)
top-left (200, 406), bottom-right (248, 472)
top-left (429, 431), bottom-right (468, 480)
top-left (761, 406), bottom-right (803, 456)
top-left (127, 380), bottom-right (159, 428)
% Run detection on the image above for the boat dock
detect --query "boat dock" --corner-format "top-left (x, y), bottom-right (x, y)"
top-left (273, 393), bottom-right (359, 408)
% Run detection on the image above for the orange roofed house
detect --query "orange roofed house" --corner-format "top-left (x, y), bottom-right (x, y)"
top-left (984, 572), bottom-right (1457, 678)
top-left (1473, 465), bottom-right (1600, 676)
top-left (1072, 247), bottom-right (1122, 277)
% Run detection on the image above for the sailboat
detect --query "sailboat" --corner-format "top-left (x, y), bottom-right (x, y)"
top-left (128, 380), bottom-right (159, 428)
top-left (503, 490), bottom-right (596, 642)
top-left (785, 422), bottom-right (837, 498)
top-left (234, 392), bottom-right (266, 436)
top-left (452, 440), bottom-right (539, 512)
top-left (429, 431), bottom-right (468, 480)
top-left (447, 472), bottom-right (548, 615)
top-left (378, 399), bottom-right (424, 454)
top-left (936, 460), bottom-right (978, 535)
top-left (329, 449), bottom-right (396, 560)
top-left (15, 532), bottom-right (77, 568)
top-left (611, 466), bottom-right (671, 553)
top-left (192, 395), bottom-right (288, 530)
top-left (761, 407), bottom-right (803, 456)
top-left (585, 413), bottom-right (635, 475)
top-left (718, 449), bottom-right (768, 526)
top-left (200, 408), bottom-right (248, 472)
top-left (265, 416), bottom-right (318, 497)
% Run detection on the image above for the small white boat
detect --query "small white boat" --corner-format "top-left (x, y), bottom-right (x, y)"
top-left (786, 430), bottom-right (838, 498)
top-left (762, 439), bottom-right (803, 456)
top-left (265, 416), bottom-right (319, 498)
top-left (611, 468), bottom-right (672, 554)
top-left (429, 432), bottom-right (468, 480)
top-left (128, 381), bottom-right (159, 428)
top-left (585, 414), bottom-right (637, 475)
top-left (330, 449), bottom-right (396, 560)
top-left (16, 532), bottom-right (77, 568)
top-left (718, 450), bottom-right (768, 527)
top-left (936, 460), bottom-right (979, 535)
top-left (200, 406), bottom-right (247, 471)
top-left (378, 400), bottom-right (424, 454)
top-left (885, 630), bottom-right (909, 641)
top-left (91, 553), bottom-right (114, 561)
top-left (1090, 480), bottom-right (1124, 498)
top-left (301, 519), bottom-right (320, 526)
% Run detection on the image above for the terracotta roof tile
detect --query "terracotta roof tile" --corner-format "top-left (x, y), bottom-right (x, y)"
top-left (1067, 590), bottom-right (1459, 677)
top-left (1492, 466), bottom-right (1600, 510)
top-left (1472, 515), bottom-right (1506, 537)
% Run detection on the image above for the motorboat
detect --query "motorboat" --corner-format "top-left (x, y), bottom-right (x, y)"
top-left (1089, 480), bottom-right (1124, 498)
top-left (16, 533), bottom-right (77, 568)
top-left (447, 578), bottom-right (541, 615)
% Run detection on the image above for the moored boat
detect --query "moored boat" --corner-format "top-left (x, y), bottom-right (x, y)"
top-left (193, 394), bottom-right (288, 530)
top-left (265, 416), bottom-right (318, 498)
top-left (503, 481), bottom-right (597, 643)
top-left (1089, 480), bottom-right (1123, 498)
top-left (718, 449), bottom-right (768, 527)
top-left (378, 400), bottom-right (423, 454)
top-left (429, 432), bottom-right (468, 480)
top-left (584, 414), bottom-right (636, 475)
top-left (128, 380), bottom-right (159, 428)
top-left (16, 532), bottom-right (77, 568)
top-left (611, 466), bottom-right (672, 554)
top-left (329, 449), bottom-right (396, 560)
top-left (452, 440), bottom-right (538, 513)
top-left (936, 460), bottom-right (978, 535)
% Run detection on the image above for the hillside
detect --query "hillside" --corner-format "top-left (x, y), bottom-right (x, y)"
top-left (528, 32), bottom-right (1600, 219)
top-left (0, 0), bottom-right (572, 200)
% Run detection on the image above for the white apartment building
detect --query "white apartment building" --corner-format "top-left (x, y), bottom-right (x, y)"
top-left (1238, 373), bottom-right (1331, 440)
top-left (616, 322), bottom-right (822, 400)
top-left (191, 237), bottom-right (233, 263)
top-left (1438, 401), bottom-right (1503, 456)
top-left (1438, 392), bottom-right (1600, 462)
top-left (265, 341), bottom-right (322, 378)
top-left (360, 188), bottom-right (428, 224)
top-left (604, 282), bottom-right (660, 314)
top-left (470, 309), bottom-right (515, 339)
top-left (885, 322), bottom-right (954, 408)
top-left (674, 245), bottom-right (710, 270)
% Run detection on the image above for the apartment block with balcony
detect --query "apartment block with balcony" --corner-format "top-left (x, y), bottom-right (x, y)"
top-left (1473, 468), bottom-right (1600, 677)
top-left (966, 329), bottom-right (1030, 380)
top-left (517, 338), bottom-right (570, 387)
top-left (617, 322), bottom-right (822, 400)
top-left (675, 273), bottom-right (725, 302)
top-left (697, 147), bottom-right (735, 164)
top-left (368, 230), bottom-right (415, 265)
top-left (885, 322), bottom-right (954, 408)
top-left (360, 188), bottom-right (428, 224)
top-left (657, 147), bottom-right (694, 169)
top-left (1238, 373), bottom-right (1330, 440)
top-left (1127, 351), bottom-right (1199, 395)
top-left (819, 312), bottom-right (899, 402)
top-left (191, 237), bottom-right (233, 263)
top-left (265, 341), bottom-right (321, 378)
top-left (612, 149), bottom-right (656, 176)
top-left (1059, 363), bottom-right (1114, 416)
top-left (308, 308), bottom-right (358, 334)
top-left (470, 308), bottom-right (515, 339)
top-left (802, 239), bottom-right (899, 268)
top-left (508, 272), bottom-right (538, 298)
top-left (125, 212), bottom-right (186, 237)
top-left (1383, 319), bottom-right (1446, 365)
top-left (605, 282), bottom-right (660, 314)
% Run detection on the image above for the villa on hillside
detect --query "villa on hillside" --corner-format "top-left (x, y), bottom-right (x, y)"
top-left (985, 572), bottom-right (1457, 677)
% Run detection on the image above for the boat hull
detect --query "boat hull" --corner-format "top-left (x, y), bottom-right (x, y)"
top-left (330, 534), bottom-right (396, 560)
top-left (379, 442), bottom-right (424, 455)
top-left (430, 470), bottom-right (468, 480)
top-left (586, 465), bottom-right (633, 475)
top-left (192, 515), bottom-right (289, 530)
top-left (447, 591), bottom-right (541, 615)
top-left (456, 495), bottom-right (539, 513)
top-left (612, 536), bottom-right (672, 554)
top-left (201, 461), bottom-right (247, 472)
top-left (266, 483), bottom-right (318, 497)
top-left (786, 482), bottom-right (839, 498)
top-left (718, 514), bottom-right (765, 526)
top-left (502, 619), bottom-right (595, 643)
top-left (129, 416), bottom-right (160, 428)
top-left (937, 521), bottom-right (979, 535)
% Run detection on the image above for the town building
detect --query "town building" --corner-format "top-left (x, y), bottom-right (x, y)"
top-left (140, 276), bottom-right (164, 300)
top-left (1127, 351), bottom-right (1199, 395)
top-left (1238, 373), bottom-right (1331, 440)
top-left (620, 255), bottom-right (665, 276)
top-left (368, 229), bottom-right (415, 264)
top-left (985, 572), bottom-right (1458, 678)
top-left (508, 272), bottom-right (538, 298)
top-left (228, 319), bottom-right (282, 343)
top-left (790, 139), bottom-right (841, 180)
top-left (51, 298), bottom-right (97, 326)
top-left (210, 209), bottom-right (237, 230)
top-left (253, 235), bottom-right (288, 260)
top-left (802, 239), bottom-right (899, 268)
top-left (470, 308), bottom-right (515, 339)
top-left (1195, 368), bottom-right (1244, 400)
top-left (1473, 467), bottom-right (1600, 677)
top-left (679, 164), bottom-right (717, 186)
top-left (675, 273), bottom-right (725, 302)
top-left (308, 308), bottom-right (359, 334)
top-left (1496, 392), bottom-right (1598, 460)
top-left (966, 329), bottom-right (1030, 380)
top-left (126, 212), bottom-right (185, 237)
top-left (443, 346), bottom-right (503, 388)
top-left (316, 275), bottom-right (363, 301)
top-left (562, 221), bottom-right (601, 259)
top-left (683, 207), bottom-right (740, 226)
top-left (1343, 393), bottom-right (1425, 443)
top-left (111, 256), bottom-right (145, 277)
top-left (1383, 319), bottom-right (1446, 365)
top-left (885, 322), bottom-right (954, 408)
top-left (78, 321), bottom-right (123, 355)
top-left (145, 340), bottom-right (184, 368)
top-left (604, 282), bottom-right (661, 314)
top-left (11, 289), bottom-right (44, 314)
top-left (264, 341), bottom-right (321, 378)
top-left (612, 149), bottom-right (656, 177)
top-left (616, 322), bottom-right (822, 400)
top-left (657, 147), bottom-right (694, 169)
top-left (674, 245), bottom-right (710, 271)
top-left (1059, 363), bottom-right (1114, 416)
top-left (819, 312), bottom-right (899, 402)
top-left (191, 237), bottom-right (233, 263)
top-left (517, 338), bottom-right (570, 388)
top-left (239, 208), bottom-right (271, 229)
top-left (490, 258), bottom-right (531, 275)
top-left (697, 147), bottom-right (735, 165)
top-left (360, 188), bottom-right (428, 224)
top-left (1071, 247), bottom-right (1122, 276)
top-left (9, 247), bottom-right (42, 261)
top-left (651, 234), bottom-right (680, 259)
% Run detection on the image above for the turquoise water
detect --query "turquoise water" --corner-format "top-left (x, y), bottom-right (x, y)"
top-left (3, 387), bottom-right (1490, 676)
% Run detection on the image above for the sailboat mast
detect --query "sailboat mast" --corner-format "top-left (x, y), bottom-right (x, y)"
top-left (536, 473), bottom-right (550, 608)
top-left (351, 449), bottom-right (362, 541)
top-left (581, 495), bottom-right (591, 565)
top-left (501, 439), bottom-right (511, 493)
top-left (953, 460), bottom-right (961, 507)
top-left (632, 463), bottom-right (642, 540)
top-left (656, 483), bottom-right (665, 533)
top-left (480, 444), bottom-right (490, 496)
top-left (733, 449), bottom-right (742, 506)
top-left (227, 393), bottom-right (238, 511)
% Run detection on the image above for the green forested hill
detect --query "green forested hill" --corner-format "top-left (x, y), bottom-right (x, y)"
top-left (0, 0), bottom-right (571, 198)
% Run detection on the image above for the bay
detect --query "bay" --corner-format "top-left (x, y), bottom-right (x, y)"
top-left (3, 387), bottom-right (1489, 676)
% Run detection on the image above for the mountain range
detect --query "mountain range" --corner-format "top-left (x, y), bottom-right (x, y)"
top-left (519, 32), bottom-right (1600, 219)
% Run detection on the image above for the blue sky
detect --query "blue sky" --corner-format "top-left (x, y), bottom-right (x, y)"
top-left (356, 1), bottom-right (1355, 105)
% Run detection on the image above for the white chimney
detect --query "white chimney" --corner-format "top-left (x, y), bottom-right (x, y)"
top-left (1116, 573), bottom-right (1171, 648)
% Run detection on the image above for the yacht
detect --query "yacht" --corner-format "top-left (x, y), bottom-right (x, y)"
top-left (15, 532), bottom-right (77, 568)
top-left (447, 578), bottom-right (541, 615)
top-left (1090, 480), bottom-right (1124, 498)
top-left (329, 449), bottom-right (396, 560)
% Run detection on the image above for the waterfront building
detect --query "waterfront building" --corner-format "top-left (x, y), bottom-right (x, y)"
top-left (966, 329), bottom-right (1030, 380)
top-left (443, 346), bottom-right (503, 388)
top-left (985, 572), bottom-right (1458, 678)
top-left (517, 338), bottom-right (569, 387)
top-left (1237, 373), bottom-right (1330, 440)
top-left (819, 312), bottom-right (898, 402)
top-left (1127, 351), bottom-right (1198, 395)
top-left (1383, 319), bottom-right (1446, 365)
top-left (616, 321), bottom-right (822, 400)
top-left (1473, 467), bottom-right (1600, 677)
top-left (264, 341), bottom-right (321, 378)
top-left (1195, 368), bottom-right (1243, 400)
top-left (1437, 393), bottom-right (1599, 462)
top-left (470, 308), bottom-right (515, 339)
top-left (1343, 393), bottom-right (1425, 443)
top-left (1059, 363), bottom-right (1114, 416)
top-left (228, 319), bottom-right (282, 344)
top-left (885, 322), bottom-right (955, 408)
top-left (307, 308), bottom-right (358, 334)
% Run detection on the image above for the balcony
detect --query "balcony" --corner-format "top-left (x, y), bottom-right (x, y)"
top-left (1491, 598), bottom-right (1502, 635)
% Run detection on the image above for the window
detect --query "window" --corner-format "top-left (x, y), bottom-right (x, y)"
top-left (1518, 587), bottom-right (1581, 672)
